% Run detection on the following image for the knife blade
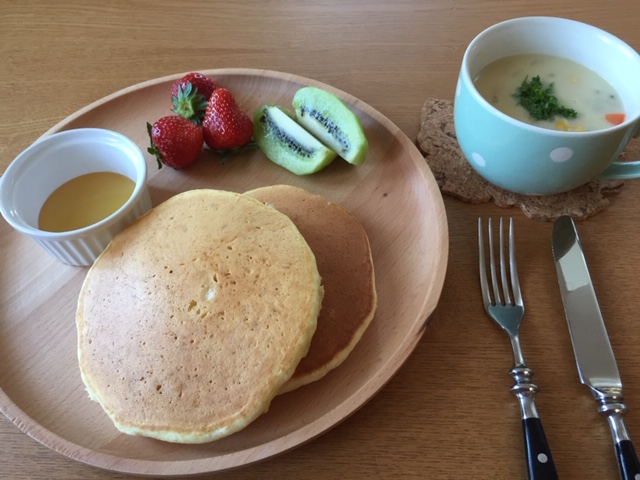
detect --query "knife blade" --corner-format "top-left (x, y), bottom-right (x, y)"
top-left (552, 215), bottom-right (640, 480)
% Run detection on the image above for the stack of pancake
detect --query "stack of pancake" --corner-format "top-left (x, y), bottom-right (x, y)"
top-left (76, 185), bottom-right (376, 444)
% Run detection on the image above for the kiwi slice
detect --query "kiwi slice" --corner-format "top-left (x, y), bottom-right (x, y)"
top-left (293, 86), bottom-right (368, 165)
top-left (253, 105), bottom-right (337, 175)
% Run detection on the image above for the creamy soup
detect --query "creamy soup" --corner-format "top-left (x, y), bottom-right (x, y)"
top-left (474, 54), bottom-right (625, 131)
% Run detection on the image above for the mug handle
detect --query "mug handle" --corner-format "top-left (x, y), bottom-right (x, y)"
top-left (599, 161), bottom-right (640, 180)
top-left (598, 125), bottom-right (640, 180)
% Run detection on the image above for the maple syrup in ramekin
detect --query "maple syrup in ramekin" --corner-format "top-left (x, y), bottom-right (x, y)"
top-left (38, 172), bottom-right (135, 232)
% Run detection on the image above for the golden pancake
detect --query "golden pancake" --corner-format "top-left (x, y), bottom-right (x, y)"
top-left (245, 185), bottom-right (377, 393)
top-left (76, 189), bottom-right (322, 444)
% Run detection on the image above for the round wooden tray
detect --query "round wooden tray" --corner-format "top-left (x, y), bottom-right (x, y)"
top-left (0, 69), bottom-right (448, 476)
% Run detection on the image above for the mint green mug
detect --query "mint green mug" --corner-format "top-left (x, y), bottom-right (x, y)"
top-left (454, 17), bottom-right (640, 195)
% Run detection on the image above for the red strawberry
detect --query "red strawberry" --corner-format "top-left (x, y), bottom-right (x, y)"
top-left (147, 116), bottom-right (203, 169)
top-left (202, 88), bottom-right (253, 150)
top-left (171, 72), bottom-right (219, 100)
top-left (171, 73), bottom-right (219, 124)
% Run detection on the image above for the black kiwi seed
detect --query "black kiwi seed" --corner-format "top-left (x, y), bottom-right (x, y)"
top-left (298, 106), bottom-right (350, 155)
top-left (260, 111), bottom-right (316, 158)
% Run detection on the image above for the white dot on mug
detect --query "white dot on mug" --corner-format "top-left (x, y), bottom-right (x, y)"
top-left (471, 152), bottom-right (486, 167)
top-left (549, 147), bottom-right (574, 163)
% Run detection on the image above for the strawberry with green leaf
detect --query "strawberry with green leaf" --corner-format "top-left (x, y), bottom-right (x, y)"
top-left (171, 72), bottom-right (219, 124)
top-left (202, 88), bottom-right (253, 151)
top-left (147, 116), bottom-right (204, 169)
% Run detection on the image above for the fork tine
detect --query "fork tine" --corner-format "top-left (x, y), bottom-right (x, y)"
top-left (498, 218), bottom-right (512, 305)
top-left (508, 217), bottom-right (523, 306)
top-left (488, 218), bottom-right (502, 305)
top-left (479, 217), bottom-right (522, 308)
top-left (478, 218), bottom-right (491, 307)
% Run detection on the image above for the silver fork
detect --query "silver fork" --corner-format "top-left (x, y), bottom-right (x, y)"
top-left (478, 217), bottom-right (558, 480)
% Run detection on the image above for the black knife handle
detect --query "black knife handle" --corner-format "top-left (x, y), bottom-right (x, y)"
top-left (597, 394), bottom-right (640, 480)
top-left (522, 417), bottom-right (559, 480)
top-left (615, 439), bottom-right (640, 480)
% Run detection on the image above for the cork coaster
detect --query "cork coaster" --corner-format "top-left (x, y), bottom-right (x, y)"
top-left (415, 98), bottom-right (636, 221)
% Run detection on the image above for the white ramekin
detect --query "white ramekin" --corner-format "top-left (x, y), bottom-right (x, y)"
top-left (0, 128), bottom-right (152, 266)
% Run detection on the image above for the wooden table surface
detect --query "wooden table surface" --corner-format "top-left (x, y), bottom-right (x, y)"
top-left (1, 1), bottom-right (639, 479)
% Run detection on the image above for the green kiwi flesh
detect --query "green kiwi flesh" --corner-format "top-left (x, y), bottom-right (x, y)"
top-left (293, 86), bottom-right (368, 165)
top-left (253, 105), bottom-right (337, 175)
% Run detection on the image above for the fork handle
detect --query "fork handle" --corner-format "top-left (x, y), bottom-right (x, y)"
top-left (522, 417), bottom-right (558, 480)
top-left (511, 366), bottom-right (559, 480)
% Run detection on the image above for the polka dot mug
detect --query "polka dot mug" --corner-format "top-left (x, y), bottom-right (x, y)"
top-left (454, 16), bottom-right (640, 195)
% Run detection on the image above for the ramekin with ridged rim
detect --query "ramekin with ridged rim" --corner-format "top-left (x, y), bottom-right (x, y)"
top-left (0, 128), bottom-right (152, 266)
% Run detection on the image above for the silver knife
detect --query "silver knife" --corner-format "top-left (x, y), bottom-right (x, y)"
top-left (552, 215), bottom-right (640, 480)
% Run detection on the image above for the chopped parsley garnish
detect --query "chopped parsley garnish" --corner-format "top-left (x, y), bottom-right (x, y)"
top-left (512, 75), bottom-right (578, 121)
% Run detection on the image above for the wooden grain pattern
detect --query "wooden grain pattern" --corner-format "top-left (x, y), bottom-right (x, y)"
top-left (1, 1), bottom-right (640, 479)
top-left (0, 69), bottom-right (448, 475)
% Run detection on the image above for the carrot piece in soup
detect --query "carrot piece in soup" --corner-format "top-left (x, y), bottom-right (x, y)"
top-left (605, 113), bottom-right (626, 125)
